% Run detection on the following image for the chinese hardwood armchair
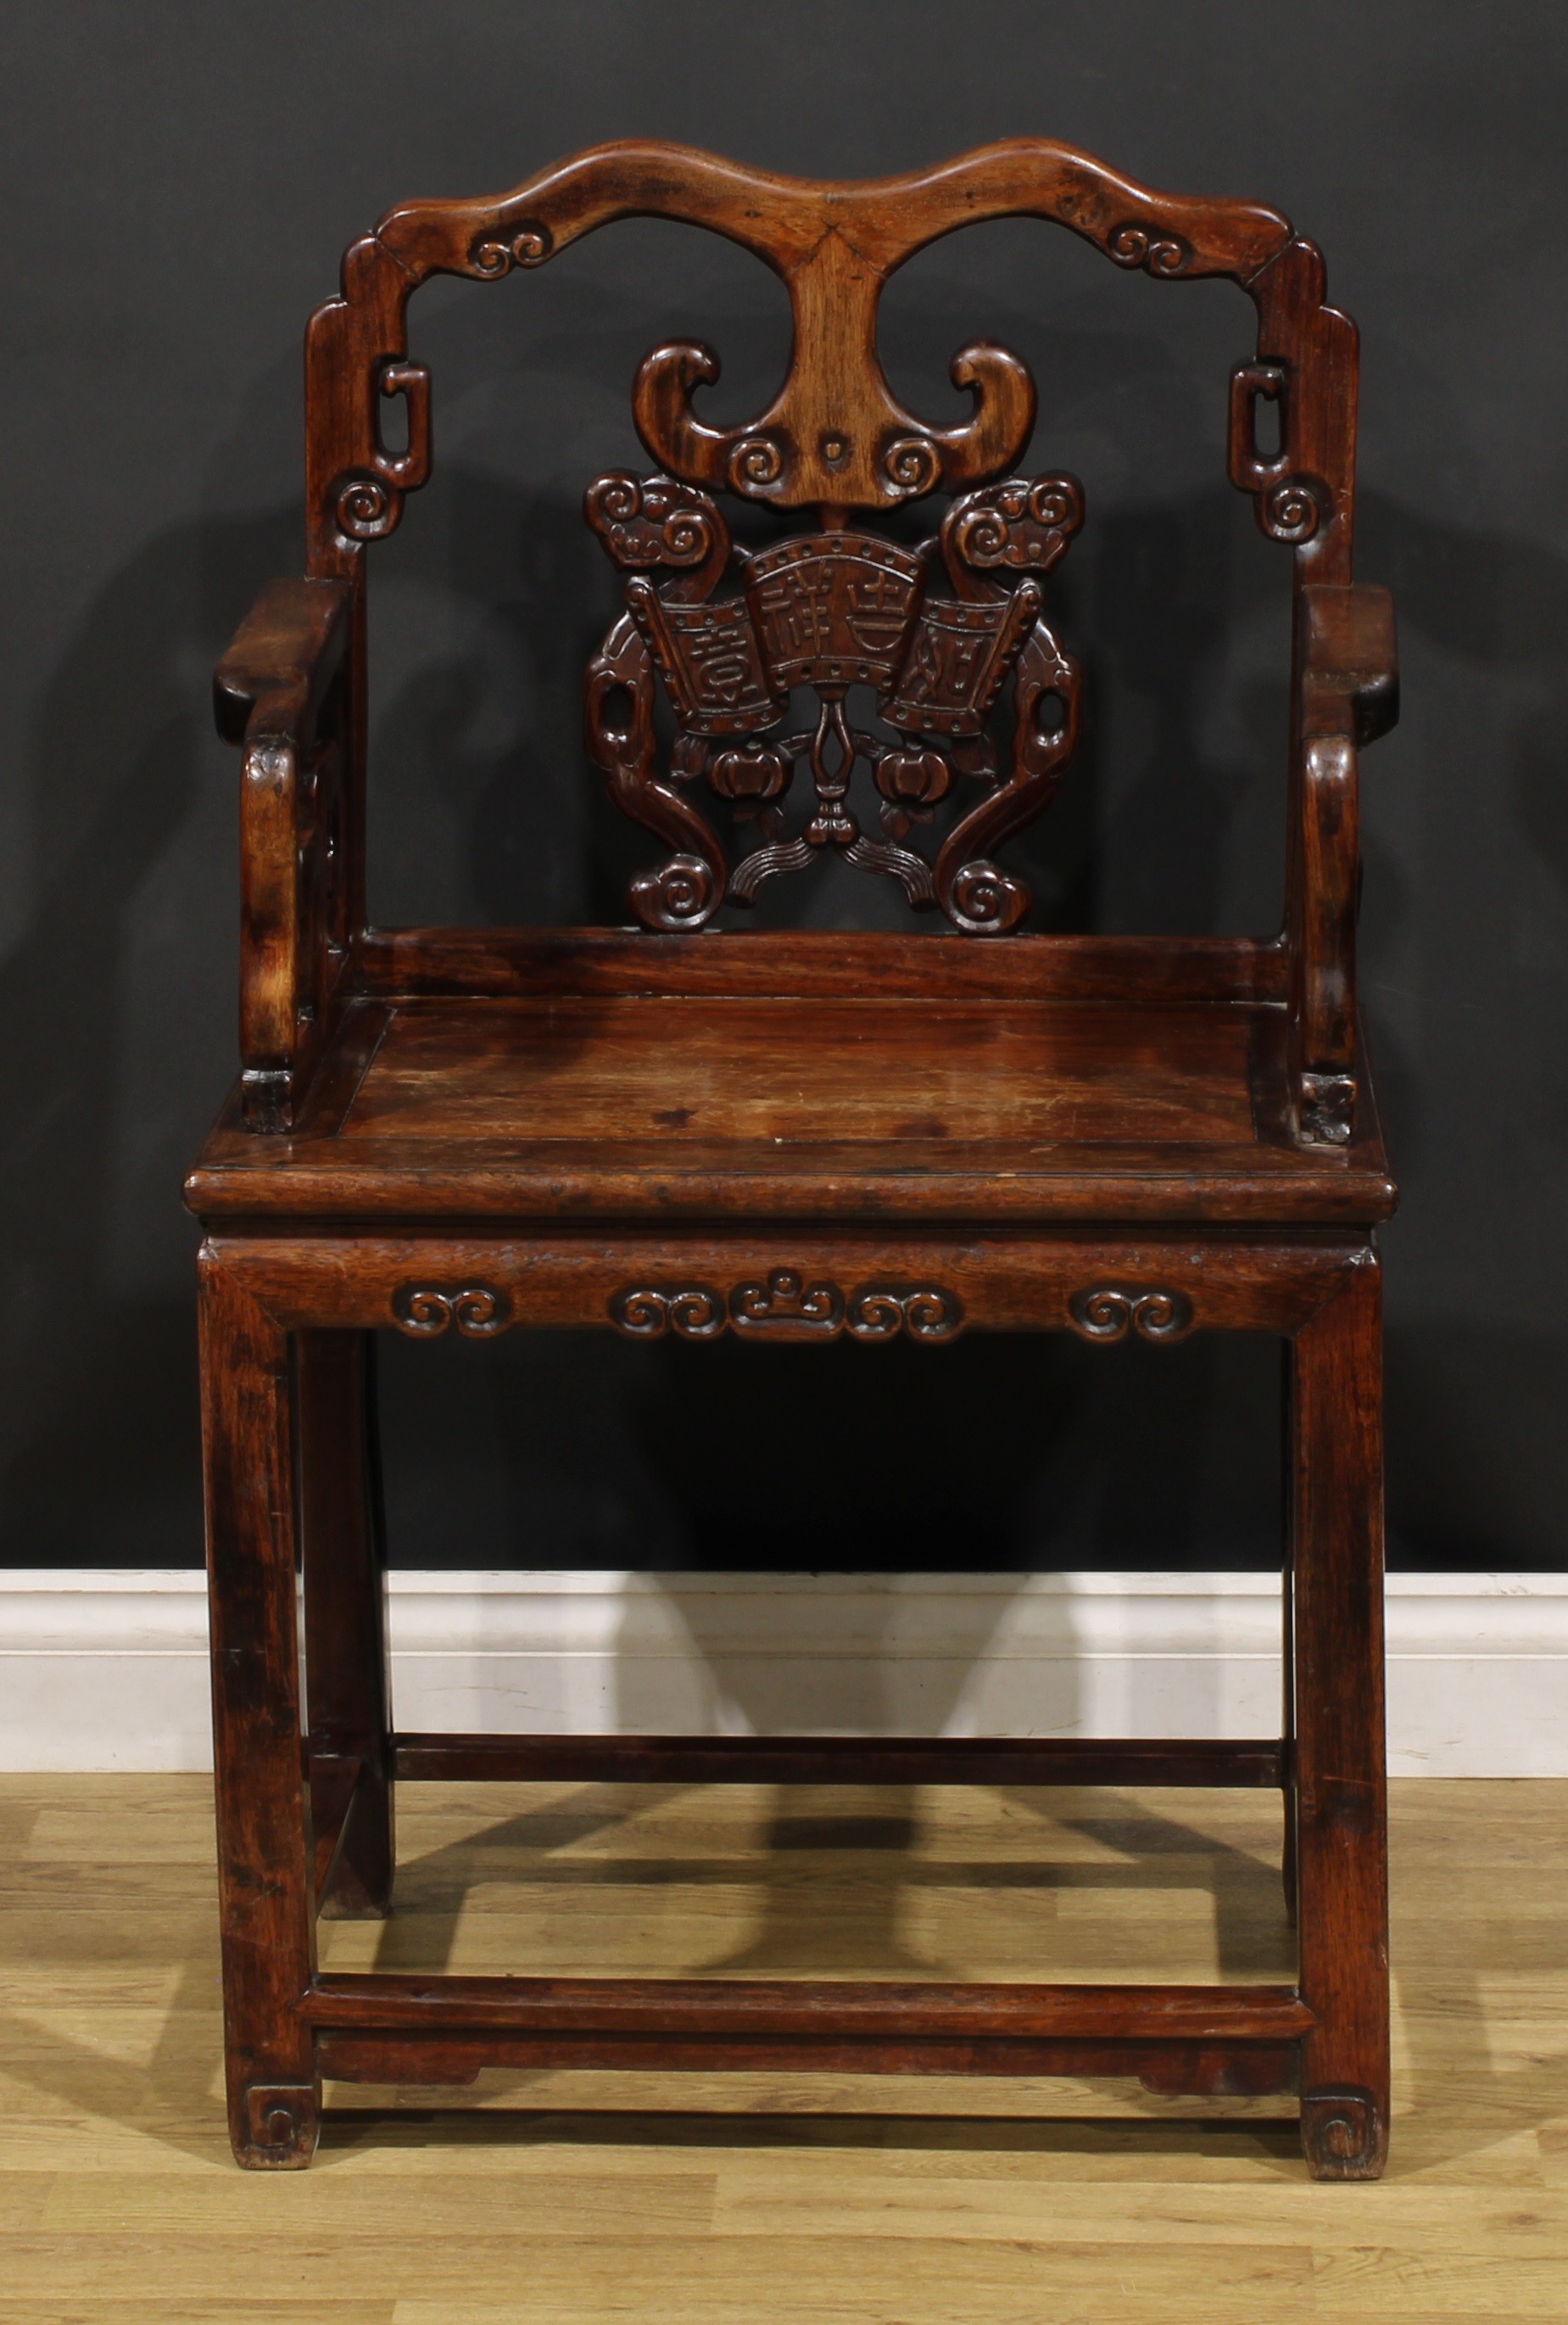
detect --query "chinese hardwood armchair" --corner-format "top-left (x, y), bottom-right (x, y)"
top-left (187, 139), bottom-right (1398, 2176)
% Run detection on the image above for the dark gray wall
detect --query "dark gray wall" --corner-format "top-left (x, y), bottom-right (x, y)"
top-left (3, 2), bottom-right (1565, 1570)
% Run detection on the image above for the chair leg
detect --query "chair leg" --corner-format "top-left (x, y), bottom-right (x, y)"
top-left (1289, 1252), bottom-right (1389, 2180)
top-left (1281, 1342), bottom-right (1298, 1928)
top-left (198, 1257), bottom-right (320, 2167)
top-left (299, 1329), bottom-right (395, 1918)
top-left (1281, 1590), bottom-right (1299, 1929)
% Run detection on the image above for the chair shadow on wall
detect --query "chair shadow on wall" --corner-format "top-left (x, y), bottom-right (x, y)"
top-left (0, 500), bottom-right (303, 1568)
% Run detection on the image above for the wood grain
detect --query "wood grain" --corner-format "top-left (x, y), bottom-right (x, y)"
top-left (186, 995), bottom-right (1397, 1224)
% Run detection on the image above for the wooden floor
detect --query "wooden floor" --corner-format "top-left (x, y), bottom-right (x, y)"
top-left (3, 1774), bottom-right (1566, 2321)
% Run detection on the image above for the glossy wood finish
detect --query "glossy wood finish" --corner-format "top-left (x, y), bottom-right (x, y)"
top-left (355, 925), bottom-right (1293, 1001)
top-left (308, 1978), bottom-right (1312, 2099)
top-left (194, 1231), bottom-right (1390, 2174)
top-left (187, 995), bottom-right (1395, 1225)
top-left (197, 1255), bottom-right (318, 2167)
top-left (298, 1331), bottom-right (393, 1920)
top-left (213, 577), bottom-right (353, 1132)
top-left (193, 139), bottom-right (1395, 2177)
top-left (1290, 1254), bottom-right (1389, 2177)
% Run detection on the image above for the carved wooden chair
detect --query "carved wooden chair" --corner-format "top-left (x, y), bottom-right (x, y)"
top-left (188, 139), bottom-right (1398, 2176)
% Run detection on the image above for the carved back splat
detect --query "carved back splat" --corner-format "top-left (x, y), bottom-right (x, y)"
top-left (583, 467), bottom-right (1082, 931)
top-left (303, 138), bottom-right (1359, 947)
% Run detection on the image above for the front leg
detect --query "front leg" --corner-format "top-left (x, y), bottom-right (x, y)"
top-left (1290, 1251), bottom-right (1390, 2179)
top-left (199, 1250), bottom-right (320, 2167)
top-left (299, 1330), bottom-right (394, 1920)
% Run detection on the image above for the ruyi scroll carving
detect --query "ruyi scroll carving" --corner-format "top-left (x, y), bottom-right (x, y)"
top-left (241, 2084), bottom-right (318, 2167)
top-left (1299, 2087), bottom-right (1385, 2181)
top-left (1067, 1287), bottom-right (1196, 1343)
top-left (609, 1271), bottom-right (964, 1342)
top-left (584, 468), bottom-right (1083, 933)
top-left (390, 1285), bottom-right (512, 1337)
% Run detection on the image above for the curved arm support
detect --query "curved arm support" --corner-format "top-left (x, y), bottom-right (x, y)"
top-left (215, 578), bottom-right (353, 1131)
top-left (1288, 584), bottom-right (1398, 1146)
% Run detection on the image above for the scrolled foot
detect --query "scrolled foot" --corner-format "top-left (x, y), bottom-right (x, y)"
top-left (1300, 2086), bottom-right (1387, 2180)
top-left (234, 2082), bottom-right (321, 2170)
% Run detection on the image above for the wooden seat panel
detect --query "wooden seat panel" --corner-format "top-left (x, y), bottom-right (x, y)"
top-left (341, 997), bottom-right (1259, 1145)
top-left (187, 992), bottom-right (1393, 1224)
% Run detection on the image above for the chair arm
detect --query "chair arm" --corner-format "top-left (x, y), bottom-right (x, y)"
top-left (1297, 583), bottom-right (1398, 747)
top-left (215, 575), bottom-right (349, 747)
top-left (1287, 584), bottom-right (1396, 1147)
top-left (214, 578), bottom-right (352, 1131)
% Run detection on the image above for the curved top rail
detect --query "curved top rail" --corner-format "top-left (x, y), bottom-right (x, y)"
top-left (306, 138), bottom-right (1348, 573)
top-left (371, 137), bottom-right (1292, 287)
top-left (343, 142), bottom-right (1292, 521)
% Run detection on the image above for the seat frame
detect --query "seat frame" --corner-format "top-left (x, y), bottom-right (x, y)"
top-left (190, 138), bottom-right (1398, 2177)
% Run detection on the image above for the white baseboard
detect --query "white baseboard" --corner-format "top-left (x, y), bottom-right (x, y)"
top-left (2, 1569), bottom-right (1564, 1777)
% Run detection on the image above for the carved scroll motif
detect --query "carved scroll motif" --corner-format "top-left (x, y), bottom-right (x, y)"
top-left (469, 221), bottom-right (552, 276)
top-left (584, 461), bottom-right (1085, 933)
top-left (1300, 2088), bottom-right (1384, 2180)
top-left (391, 1284), bottom-right (512, 1337)
top-left (608, 1285), bottom-right (728, 1340)
top-left (935, 613), bottom-right (1080, 935)
top-left (845, 1286), bottom-right (966, 1342)
top-left (584, 472), bottom-right (733, 602)
top-left (730, 1270), bottom-right (846, 1338)
top-left (332, 360), bottom-right (432, 545)
top-left (609, 1273), bottom-right (964, 1343)
top-left (1108, 222), bottom-right (1194, 277)
top-left (241, 2083), bottom-right (317, 2166)
top-left (1067, 1288), bottom-right (1195, 1343)
top-left (1298, 1070), bottom-right (1355, 1146)
top-left (940, 474), bottom-right (1085, 594)
top-left (630, 227), bottom-right (1038, 511)
top-left (1227, 360), bottom-right (1324, 545)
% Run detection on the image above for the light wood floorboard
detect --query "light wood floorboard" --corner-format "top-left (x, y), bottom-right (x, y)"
top-left (2, 1775), bottom-right (1565, 2320)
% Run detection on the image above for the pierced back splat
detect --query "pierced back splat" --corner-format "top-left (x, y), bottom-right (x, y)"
top-left (584, 461), bottom-right (1085, 934)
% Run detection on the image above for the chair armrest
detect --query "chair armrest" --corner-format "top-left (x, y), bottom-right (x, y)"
top-left (215, 576), bottom-right (349, 747)
top-left (1297, 583), bottom-right (1398, 747)
top-left (1286, 584), bottom-right (1396, 1148)
top-left (214, 578), bottom-right (353, 1131)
